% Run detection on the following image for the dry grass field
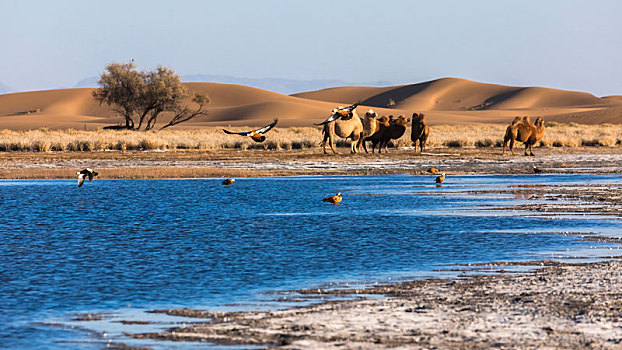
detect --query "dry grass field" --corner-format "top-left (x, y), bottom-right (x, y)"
top-left (0, 123), bottom-right (620, 152)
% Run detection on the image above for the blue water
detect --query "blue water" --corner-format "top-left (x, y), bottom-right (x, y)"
top-left (1, 174), bottom-right (621, 349)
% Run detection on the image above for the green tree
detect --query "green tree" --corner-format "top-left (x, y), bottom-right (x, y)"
top-left (93, 62), bottom-right (209, 131)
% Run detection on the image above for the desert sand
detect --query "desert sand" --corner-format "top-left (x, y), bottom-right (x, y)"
top-left (1, 77), bottom-right (621, 130)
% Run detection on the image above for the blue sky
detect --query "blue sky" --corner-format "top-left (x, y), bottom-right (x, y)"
top-left (1, 0), bottom-right (621, 96)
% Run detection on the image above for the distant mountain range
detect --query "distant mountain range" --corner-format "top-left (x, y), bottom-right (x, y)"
top-left (74, 74), bottom-right (393, 95)
top-left (0, 81), bottom-right (13, 94)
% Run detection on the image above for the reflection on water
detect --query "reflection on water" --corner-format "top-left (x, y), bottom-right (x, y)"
top-left (1, 174), bottom-right (620, 349)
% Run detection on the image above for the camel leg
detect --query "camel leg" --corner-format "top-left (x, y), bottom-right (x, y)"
top-left (509, 138), bottom-right (515, 155)
top-left (350, 133), bottom-right (362, 153)
top-left (355, 133), bottom-right (363, 153)
top-left (329, 132), bottom-right (337, 154)
top-left (322, 132), bottom-right (329, 154)
top-left (524, 143), bottom-right (530, 156)
top-left (421, 140), bottom-right (426, 153)
top-left (362, 139), bottom-right (369, 153)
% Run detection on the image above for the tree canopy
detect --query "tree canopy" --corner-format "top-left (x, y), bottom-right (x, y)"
top-left (93, 62), bottom-right (209, 131)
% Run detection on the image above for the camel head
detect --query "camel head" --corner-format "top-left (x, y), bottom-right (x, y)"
top-left (364, 109), bottom-right (377, 120)
top-left (392, 115), bottom-right (409, 127)
top-left (511, 116), bottom-right (521, 125)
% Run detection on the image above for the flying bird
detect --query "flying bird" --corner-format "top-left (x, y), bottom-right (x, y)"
top-left (323, 192), bottom-right (342, 204)
top-left (222, 178), bottom-right (235, 185)
top-left (435, 173), bottom-right (446, 184)
top-left (77, 168), bottom-right (98, 187)
top-left (315, 102), bottom-right (359, 125)
top-left (223, 119), bottom-right (278, 143)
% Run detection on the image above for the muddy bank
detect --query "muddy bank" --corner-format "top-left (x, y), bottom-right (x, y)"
top-left (131, 259), bottom-right (622, 349)
top-left (0, 147), bottom-right (621, 179)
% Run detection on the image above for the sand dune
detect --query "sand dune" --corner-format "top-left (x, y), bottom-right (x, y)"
top-left (0, 78), bottom-right (619, 130)
top-left (294, 78), bottom-right (614, 111)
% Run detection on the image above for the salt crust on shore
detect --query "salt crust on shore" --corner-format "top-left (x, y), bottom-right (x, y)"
top-left (135, 260), bottom-right (622, 349)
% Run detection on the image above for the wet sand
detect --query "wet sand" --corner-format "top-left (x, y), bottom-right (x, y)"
top-left (1, 146), bottom-right (621, 179)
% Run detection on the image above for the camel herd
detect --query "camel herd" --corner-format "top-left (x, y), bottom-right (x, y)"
top-left (317, 103), bottom-right (545, 156)
top-left (318, 104), bottom-right (431, 155)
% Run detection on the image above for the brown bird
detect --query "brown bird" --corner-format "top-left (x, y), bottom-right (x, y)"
top-left (427, 167), bottom-right (439, 174)
top-left (435, 173), bottom-right (446, 184)
top-left (77, 168), bottom-right (98, 187)
top-left (314, 102), bottom-right (359, 125)
top-left (222, 178), bottom-right (235, 185)
top-left (323, 192), bottom-right (342, 204)
top-left (223, 118), bottom-right (278, 142)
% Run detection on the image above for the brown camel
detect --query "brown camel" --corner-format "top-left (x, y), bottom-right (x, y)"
top-left (503, 116), bottom-right (546, 156)
top-left (318, 106), bottom-right (364, 154)
top-left (410, 112), bottom-right (430, 153)
top-left (357, 110), bottom-right (387, 153)
top-left (364, 115), bottom-right (391, 153)
top-left (375, 115), bottom-right (410, 153)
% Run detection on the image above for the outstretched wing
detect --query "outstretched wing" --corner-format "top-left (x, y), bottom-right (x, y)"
top-left (223, 129), bottom-right (251, 136)
top-left (342, 102), bottom-right (359, 112)
top-left (78, 174), bottom-right (85, 187)
top-left (314, 112), bottom-right (342, 126)
top-left (253, 119), bottom-right (278, 134)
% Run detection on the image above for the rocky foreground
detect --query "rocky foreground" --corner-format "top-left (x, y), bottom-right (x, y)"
top-left (130, 259), bottom-right (622, 349)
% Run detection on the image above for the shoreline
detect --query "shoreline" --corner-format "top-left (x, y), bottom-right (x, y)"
top-left (1, 147), bottom-right (621, 179)
top-left (130, 259), bottom-right (622, 349)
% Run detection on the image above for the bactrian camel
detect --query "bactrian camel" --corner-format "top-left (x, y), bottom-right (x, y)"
top-left (503, 116), bottom-right (546, 156)
top-left (317, 103), bottom-right (363, 154)
top-left (410, 112), bottom-right (430, 153)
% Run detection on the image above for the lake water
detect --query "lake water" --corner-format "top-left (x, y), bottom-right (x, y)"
top-left (1, 175), bottom-right (621, 349)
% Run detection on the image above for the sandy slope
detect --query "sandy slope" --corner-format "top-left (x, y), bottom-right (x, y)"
top-left (0, 78), bottom-right (620, 130)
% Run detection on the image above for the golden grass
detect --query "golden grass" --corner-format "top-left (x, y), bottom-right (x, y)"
top-left (0, 123), bottom-right (620, 152)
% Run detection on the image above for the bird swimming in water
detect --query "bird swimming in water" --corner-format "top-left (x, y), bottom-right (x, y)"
top-left (435, 173), bottom-right (446, 184)
top-left (222, 178), bottom-right (235, 185)
top-left (315, 103), bottom-right (359, 125)
top-left (223, 118), bottom-right (278, 143)
top-left (427, 167), bottom-right (439, 174)
top-left (323, 192), bottom-right (342, 204)
top-left (533, 165), bottom-right (542, 174)
top-left (77, 168), bottom-right (98, 187)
